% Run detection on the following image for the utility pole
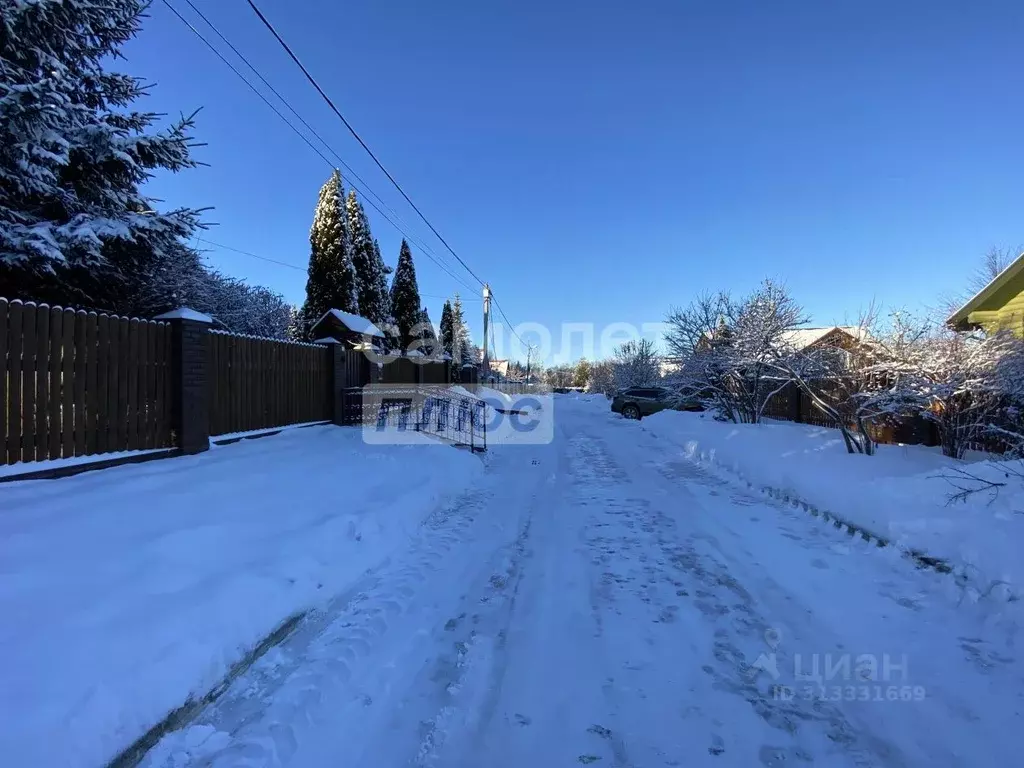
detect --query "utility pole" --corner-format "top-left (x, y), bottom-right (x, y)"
top-left (481, 283), bottom-right (491, 376)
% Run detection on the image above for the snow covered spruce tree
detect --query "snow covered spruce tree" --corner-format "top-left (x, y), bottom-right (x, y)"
top-left (302, 170), bottom-right (357, 333)
top-left (451, 292), bottom-right (474, 365)
top-left (439, 299), bottom-right (455, 357)
top-left (389, 239), bottom-right (421, 351)
top-left (0, 0), bottom-right (202, 293)
top-left (346, 190), bottom-right (389, 326)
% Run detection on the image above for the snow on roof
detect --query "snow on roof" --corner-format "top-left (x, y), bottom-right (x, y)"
top-left (406, 349), bottom-right (424, 357)
top-left (947, 250), bottom-right (1024, 326)
top-left (777, 326), bottom-right (865, 351)
top-left (312, 337), bottom-right (342, 345)
top-left (154, 307), bottom-right (213, 323)
top-left (315, 309), bottom-right (384, 338)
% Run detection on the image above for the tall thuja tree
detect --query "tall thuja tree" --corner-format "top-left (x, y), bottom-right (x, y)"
top-left (302, 169), bottom-right (357, 330)
top-left (451, 292), bottom-right (474, 365)
top-left (0, 0), bottom-right (202, 286)
top-left (346, 190), bottom-right (389, 325)
top-left (389, 239), bottom-right (421, 351)
top-left (439, 299), bottom-right (455, 357)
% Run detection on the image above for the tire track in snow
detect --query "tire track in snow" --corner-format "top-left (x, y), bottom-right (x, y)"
top-left (137, 482), bottom-right (499, 768)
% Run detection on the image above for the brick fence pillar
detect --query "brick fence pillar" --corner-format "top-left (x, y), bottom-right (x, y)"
top-left (156, 307), bottom-right (212, 454)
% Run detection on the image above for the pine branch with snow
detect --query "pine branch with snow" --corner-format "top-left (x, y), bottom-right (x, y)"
top-left (0, 0), bottom-right (204, 272)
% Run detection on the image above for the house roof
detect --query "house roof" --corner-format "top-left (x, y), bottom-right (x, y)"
top-left (312, 309), bottom-right (384, 338)
top-left (777, 326), bottom-right (866, 351)
top-left (488, 359), bottom-right (510, 377)
top-left (946, 251), bottom-right (1024, 328)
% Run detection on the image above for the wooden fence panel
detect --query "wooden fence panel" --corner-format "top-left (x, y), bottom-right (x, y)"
top-left (105, 314), bottom-right (120, 454)
top-left (205, 332), bottom-right (330, 436)
top-left (6, 301), bottom-right (22, 464)
top-left (73, 310), bottom-right (88, 456)
top-left (34, 306), bottom-right (50, 462)
top-left (96, 314), bottom-right (110, 455)
top-left (155, 322), bottom-right (169, 447)
top-left (61, 308), bottom-right (74, 459)
top-left (115, 317), bottom-right (129, 451)
top-left (139, 320), bottom-right (153, 449)
top-left (126, 318), bottom-right (139, 451)
top-left (0, 300), bottom-right (7, 463)
top-left (85, 312), bottom-right (98, 455)
top-left (47, 307), bottom-right (62, 460)
top-left (21, 303), bottom-right (38, 463)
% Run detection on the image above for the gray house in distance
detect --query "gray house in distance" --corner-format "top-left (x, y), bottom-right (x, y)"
top-left (310, 309), bottom-right (386, 349)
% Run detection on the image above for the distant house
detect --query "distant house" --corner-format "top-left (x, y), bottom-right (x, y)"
top-left (310, 309), bottom-right (386, 349)
top-left (947, 251), bottom-right (1024, 337)
top-left (488, 359), bottom-right (510, 378)
top-left (777, 326), bottom-right (867, 353)
top-left (657, 357), bottom-right (681, 377)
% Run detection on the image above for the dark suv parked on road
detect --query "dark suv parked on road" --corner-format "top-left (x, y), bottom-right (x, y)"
top-left (611, 386), bottom-right (705, 420)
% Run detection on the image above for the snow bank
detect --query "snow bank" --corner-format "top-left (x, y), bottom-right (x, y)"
top-left (0, 426), bottom-right (482, 768)
top-left (640, 410), bottom-right (1024, 597)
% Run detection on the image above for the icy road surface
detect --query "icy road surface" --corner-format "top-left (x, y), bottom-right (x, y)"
top-left (143, 397), bottom-right (1022, 768)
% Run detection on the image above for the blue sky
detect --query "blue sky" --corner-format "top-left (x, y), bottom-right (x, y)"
top-left (127, 0), bottom-right (1024, 363)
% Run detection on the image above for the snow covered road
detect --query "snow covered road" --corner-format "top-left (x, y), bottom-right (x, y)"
top-left (142, 397), bottom-right (1022, 768)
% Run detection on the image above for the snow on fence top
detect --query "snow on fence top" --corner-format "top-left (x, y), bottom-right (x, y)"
top-left (208, 329), bottom-right (326, 348)
top-left (0, 297), bottom-right (170, 325)
top-left (153, 307), bottom-right (213, 323)
top-left (319, 309), bottom-right (385, 338)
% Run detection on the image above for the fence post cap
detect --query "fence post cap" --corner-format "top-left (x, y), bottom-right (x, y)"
top-left (313, 336), bottom-right (343, 345)
top-left (154, 307), bottom-right (213, 323)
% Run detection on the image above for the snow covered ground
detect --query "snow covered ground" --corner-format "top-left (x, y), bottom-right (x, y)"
top-left (639, 408), bottom-right (1024, 600)
top-left (106, 396), bottom-right (1023, 768)
top-left (0, 427), bottom-right (483, 768)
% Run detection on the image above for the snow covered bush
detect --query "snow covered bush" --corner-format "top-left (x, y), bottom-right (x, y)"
top-left (859, 312), bottom-right (1024, 459)
top-left (588, 359), bottom-right (616, 396)
top-left (613, 338), bottom-right (660, 389)
top-left (664, 281), bottom-right (804, 423)
top-left (0, 0), bottom-right (202, 272)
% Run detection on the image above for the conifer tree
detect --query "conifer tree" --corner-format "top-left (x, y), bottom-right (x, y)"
top-left (388, 239), bottom-right (421, 351)
top-left (451, 293), bottom-right (474, 365)
top-left (302, 170), bottom-right (357, 327)
top-left (0, 0), bottom-right (202, 274)
top-left (439, 300), bottom-right (454, 357)
top-left (346, 190), bottom-right (389, 325)
top-left (415, 306), bottom-right (438, 356)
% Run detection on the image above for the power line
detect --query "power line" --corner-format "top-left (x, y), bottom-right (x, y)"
top-left (491, 293), bottom-right (526, 348)
top-left (161, 0), bottom-right (478, 295)
top-left (245, 0), bottom-right (486, 289)
top-left (176, 0), bottom-right (468, 287)
top-left (194, 237), bottom-right (480, 301)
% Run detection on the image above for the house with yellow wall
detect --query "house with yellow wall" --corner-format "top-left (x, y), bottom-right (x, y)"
top-left (947, 252), bottom-right (1024, 337)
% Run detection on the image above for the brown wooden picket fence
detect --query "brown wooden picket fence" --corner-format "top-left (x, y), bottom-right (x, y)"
top-left (207, 331), bottom-right (332, 436)
top-left (1, 298), bottom-right (174, 465)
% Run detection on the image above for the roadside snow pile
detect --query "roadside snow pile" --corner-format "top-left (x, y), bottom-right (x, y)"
top-left (0, 426), bottom-right (482, 768)
top-left (641, 410), bottom-right (1024, 598)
